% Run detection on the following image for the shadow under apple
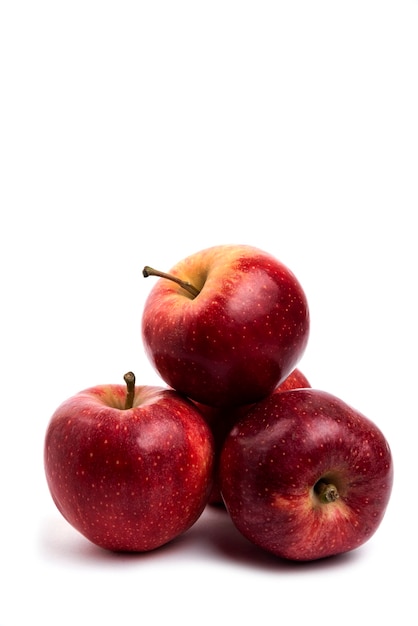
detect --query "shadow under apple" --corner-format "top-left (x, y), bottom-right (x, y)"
top-left (40, 507), bottom-right (365, 572)
top-left (39, 514), bottom-right (196, 566)
top-left (196, 506), bottom-right (366, 572)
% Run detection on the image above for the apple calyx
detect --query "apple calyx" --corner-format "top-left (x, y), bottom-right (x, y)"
top-left (142, 266), bottom-right (200, 298)
top-left (123, 371), bottom-right (136, 409)
top-left (314, 479), bottom-right (340, 504)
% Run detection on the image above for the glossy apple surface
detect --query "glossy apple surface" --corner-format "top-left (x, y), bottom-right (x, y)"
top-left (198, 368), bottom-right (311, 505)
top-left (220, 388), bottom-right (393, 561)
top-left (142, 244), bottom-right (310, 407)
top-left (44, 376), bottom-right (214, 552)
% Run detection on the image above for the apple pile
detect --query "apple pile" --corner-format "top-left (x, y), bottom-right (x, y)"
top-left (44, 244), bottom-right (393, 561)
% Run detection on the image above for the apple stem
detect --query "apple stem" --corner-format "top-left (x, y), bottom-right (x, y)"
top-left (315, 480), bottom-right (340, 503)
top-left (142, 266), bottom-right (201, 298)
top-left (123, 371), bottom-right (136, 410)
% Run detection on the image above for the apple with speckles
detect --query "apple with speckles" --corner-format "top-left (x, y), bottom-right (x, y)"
top-left (44, 373), bottom-right (214, 552)
top-left (142, 244), bottom-right (310, 408)
top-left (219, 388), bottom-right (393, 561)
top-left (197, 368), bottom-right (311, 506)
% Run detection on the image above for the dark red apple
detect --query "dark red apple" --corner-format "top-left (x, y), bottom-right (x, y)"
top-left (44, 373), bottom-right (215, 552)
top-left (142, 244), bottom-right (309, 407)
top-left (219, 388), bottom-right (393, 561)
top-left (198, 368), bottom-right (311, 505)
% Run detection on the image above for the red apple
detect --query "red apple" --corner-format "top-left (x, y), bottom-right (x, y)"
top-left (44, 373), bottom-right (215, 552)
top-left (219, 388), bottom-right (393, 561)
top-left (272, 367), bottom-right (310, 393)
top-left (141, 244), bottom-right (310, 408)
top-left (198, 368), bottom-right (311, 505)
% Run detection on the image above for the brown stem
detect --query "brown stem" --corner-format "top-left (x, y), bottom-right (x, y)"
top-left (142, 266), bottom-right (200, 298)
top-left (314, 479), bottom-right (340, 503)
top-left (123, 371), bottom-right (136, 410)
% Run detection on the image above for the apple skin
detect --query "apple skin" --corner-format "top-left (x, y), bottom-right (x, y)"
top-left (142, 244), bottom-right (310, 408)
top-left (197, 368), bottom-right (311, 505)
top-left (44, 383), bottom-right (214, 552)
top-left (219, 388), bottom-right (393, 561)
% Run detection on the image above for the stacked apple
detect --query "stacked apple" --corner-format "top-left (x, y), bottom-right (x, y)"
top-left (44, 244), bottom-right (393, 561)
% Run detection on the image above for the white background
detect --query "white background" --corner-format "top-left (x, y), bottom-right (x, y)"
top-left (1, 1), bottom-right (417, 624)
